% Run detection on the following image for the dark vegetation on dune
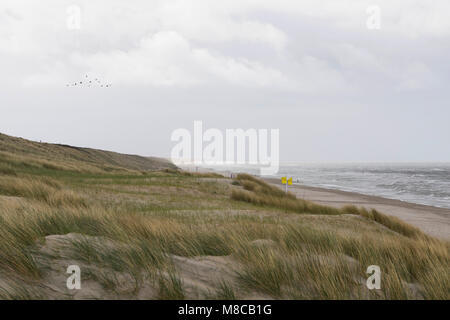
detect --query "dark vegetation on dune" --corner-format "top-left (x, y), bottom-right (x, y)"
top-left (0, 132), bottom-right (176, 172)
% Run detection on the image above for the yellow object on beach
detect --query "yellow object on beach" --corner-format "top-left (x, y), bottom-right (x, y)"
top-left (288, 177), bottom-right (293, 185)
top-left (281, 177), bottom-right (287, 184)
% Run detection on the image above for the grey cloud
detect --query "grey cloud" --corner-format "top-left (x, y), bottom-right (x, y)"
top-left (0, 1), bottom-right (449, 162)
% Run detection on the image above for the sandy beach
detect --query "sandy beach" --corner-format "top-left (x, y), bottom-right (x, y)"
top-left (264, 177), bottom-right (450, 240)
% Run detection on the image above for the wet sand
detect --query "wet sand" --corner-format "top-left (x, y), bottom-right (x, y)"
top-left (264, 178), bottom-right (450, 240)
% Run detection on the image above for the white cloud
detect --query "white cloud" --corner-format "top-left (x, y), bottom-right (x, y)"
top-left (1, 1), bottom-right (449, 162)
top-left (156, 2), bottom-right (287, 50)
top-left (0, 0), bottom-right (448, 93)
top-left (397, 62), bottom-right (435, 91)
top-left (69, 31), bottom-right (290, 88)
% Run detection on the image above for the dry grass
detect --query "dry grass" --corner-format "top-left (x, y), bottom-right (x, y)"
top-left (163, 168), bottom-right (224, 179)
top-left (0, 132), bottom-right (176, 172)
top-left (158, 271), bottom-right (185, 300)
top-left (349, 206), bottom-right (425, 239)
top-left (0, 176), bottom-right (87, 208)
top-left (233, 174), bottom-right (429, 239)
top-left (0, 136), bottom-right (448, 300)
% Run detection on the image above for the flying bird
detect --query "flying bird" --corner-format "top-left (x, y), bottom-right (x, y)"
top-left (67, 75), bottom-right (112, 88)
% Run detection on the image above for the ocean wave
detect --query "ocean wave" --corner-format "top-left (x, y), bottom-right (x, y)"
top-left (278, 164), bottom-right (450, 209)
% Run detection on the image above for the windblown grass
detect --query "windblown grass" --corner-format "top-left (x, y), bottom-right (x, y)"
top-left (232, 174), bottom-right (430, 239)
top-left (0, 176), bottom-right (87, 208)
top-left (158, 271), bottom-right (185, 300)
top-left (163, 168), bottom-right (225, 179)
top-left (214, 281), bottom-right (237, 300)
top-left (347, 206), bottom-right (425, 239)
top-left (0, 141), bottom-right (448, 300)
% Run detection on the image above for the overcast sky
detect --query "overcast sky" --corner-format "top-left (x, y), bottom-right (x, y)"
top-left (1, 0), bottom-right (449, 162)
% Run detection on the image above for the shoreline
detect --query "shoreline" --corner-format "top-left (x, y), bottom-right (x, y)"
top-left (264, 177), bottom-right (450, 240)
top-left (180, 165), bottom-right (450, 240)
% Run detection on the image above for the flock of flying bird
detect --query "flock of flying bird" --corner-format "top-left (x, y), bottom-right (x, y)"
top-left (66, 75), bottom-right (112, 88)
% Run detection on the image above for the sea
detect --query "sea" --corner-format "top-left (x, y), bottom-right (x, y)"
top-left (199, 163), bottom-right (450, 209)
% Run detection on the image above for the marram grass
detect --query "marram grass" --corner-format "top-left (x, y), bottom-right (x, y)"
top-left (0, 152), bottom-right (448, 299)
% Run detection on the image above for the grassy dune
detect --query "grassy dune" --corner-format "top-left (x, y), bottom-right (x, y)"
top-left (0, 135), bottom-right (449, 299)
top-left (0, 133), bottom-right (176, 173)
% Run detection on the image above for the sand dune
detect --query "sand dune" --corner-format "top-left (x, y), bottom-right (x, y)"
top-left (265, 178), bottom-right (450, 240)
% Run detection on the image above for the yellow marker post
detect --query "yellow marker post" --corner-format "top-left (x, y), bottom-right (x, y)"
top-left (281, 176), bottom-right (290, 193)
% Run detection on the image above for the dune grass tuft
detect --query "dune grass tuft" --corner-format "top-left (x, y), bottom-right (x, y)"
top-left (158, 271), bottom-right (185, 300)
